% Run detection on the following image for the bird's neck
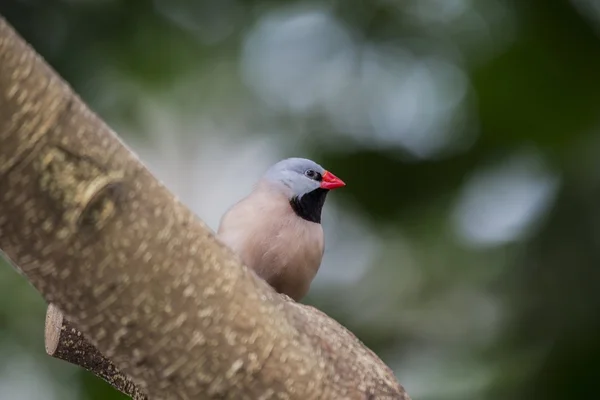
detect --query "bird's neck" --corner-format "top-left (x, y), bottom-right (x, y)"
top-left (290, 188), bottom-right (329, 224)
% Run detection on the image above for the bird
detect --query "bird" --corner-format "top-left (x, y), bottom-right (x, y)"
top-left (217, 157), bottom-right (345, 301)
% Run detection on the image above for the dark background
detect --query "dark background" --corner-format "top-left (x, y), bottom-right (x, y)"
top-left (1, 0), bottom-right (600, 399)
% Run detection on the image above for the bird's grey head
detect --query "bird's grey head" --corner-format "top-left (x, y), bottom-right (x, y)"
top-left (263, 157), bottom-right (325, 198)
top-left (262, 157), bottom-right (345, 223)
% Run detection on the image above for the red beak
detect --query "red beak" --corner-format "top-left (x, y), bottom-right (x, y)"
top-left (320, 170), bottom-right (346, 190)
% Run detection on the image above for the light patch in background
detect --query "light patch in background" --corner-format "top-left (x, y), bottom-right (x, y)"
top-left (404, 0), bottom-right (518, 68)
top-left (154, 0), bottom-right (241, 45)
top-left (241, 5), bottom-right (356, 113)
top-left (361, 49), bottom-right (472, 159)
top-left (571, 0), bottom-right (600, 35)
top-left (123, 100), bottom-right (283, 231)
top-left (314, 205), bottom-right (378, 287)
top-left (0, 345), bottom-right (81, 400)
top-left (241, 4), bottom-right (475, 159)
top-left (397, 287), bottom-right (502, 346)
top-left (392, 347), bottom-right (493, 400)
top-left (324, 45), bottom-right (471, 158)
top-left (341, 229), bottom-right (425, 327)
top-left (405, 0), bottom-right (471, 24)
top-left (452, 150), bottom-right (560, 247)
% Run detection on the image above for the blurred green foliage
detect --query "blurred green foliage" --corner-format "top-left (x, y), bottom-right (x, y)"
top-left (2, 0), bottom-right (600, 399)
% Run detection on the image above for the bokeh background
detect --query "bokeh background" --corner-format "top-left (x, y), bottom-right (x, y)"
top-left (2, 0), bottom-right (600, 399)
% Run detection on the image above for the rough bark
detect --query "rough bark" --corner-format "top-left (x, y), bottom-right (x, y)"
top-left (0, 15), bottom-right (410, 400)
top-left (45, 303), bottom-right (147, 399)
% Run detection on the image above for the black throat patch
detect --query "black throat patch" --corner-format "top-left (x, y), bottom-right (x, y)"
top-left (290, 188), bottom-right (329, 224)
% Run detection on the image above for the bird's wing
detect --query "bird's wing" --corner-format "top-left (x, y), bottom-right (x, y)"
top-left (217, 185), bottom-right (284, 271)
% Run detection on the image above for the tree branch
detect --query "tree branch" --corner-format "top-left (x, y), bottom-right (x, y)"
top-left (45, 303), bottom-right (147, 399)
top-left (0, 14), bottom-right (410, 400)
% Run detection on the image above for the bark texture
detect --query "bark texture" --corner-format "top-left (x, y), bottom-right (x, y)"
top-left (45, 304), bottom-right (147, 399)
top-left (0, 15), bottom-right (410, 400)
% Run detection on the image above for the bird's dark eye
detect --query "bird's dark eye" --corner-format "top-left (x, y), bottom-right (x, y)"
top-left (305, 169), bottom-right (322, 181)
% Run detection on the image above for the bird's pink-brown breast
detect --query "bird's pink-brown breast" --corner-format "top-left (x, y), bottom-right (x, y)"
top-left (217, 187), bottom-right (324, 301)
